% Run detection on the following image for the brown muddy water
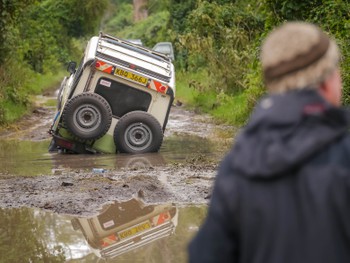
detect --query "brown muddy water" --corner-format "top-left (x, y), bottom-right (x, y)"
top-left (0, 133), bottom-right (227, 176)
top-left (0, 200), bottom-right (207, 262)
top-left (0, 95), bottom-right (236, 262)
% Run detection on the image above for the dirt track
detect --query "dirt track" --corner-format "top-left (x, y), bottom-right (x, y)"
top-left (0, 96), bottom-right (234, 216)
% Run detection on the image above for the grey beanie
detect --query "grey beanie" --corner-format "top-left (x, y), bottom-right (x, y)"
top-left (261, 22), bottom-right (340, 93)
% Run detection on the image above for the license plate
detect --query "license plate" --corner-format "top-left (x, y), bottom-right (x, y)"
top-left (114, 68), bottom-right (148, 86)
top-left (118, 221), bottom-right (151, 239)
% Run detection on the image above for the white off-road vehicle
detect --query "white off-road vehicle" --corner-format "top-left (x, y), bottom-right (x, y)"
top-left (49, 33), bottom-right (175, 154)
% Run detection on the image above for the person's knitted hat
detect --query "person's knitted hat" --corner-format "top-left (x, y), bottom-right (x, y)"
top-left (261, 22), bottom-right (340, 93)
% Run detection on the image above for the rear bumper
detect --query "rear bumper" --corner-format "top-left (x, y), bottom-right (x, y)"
top-left (52, 135), bottom-right (95, 154)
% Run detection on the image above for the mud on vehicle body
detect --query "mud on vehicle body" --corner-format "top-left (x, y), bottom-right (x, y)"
top-left (49, 32), bottom-right (175, 154)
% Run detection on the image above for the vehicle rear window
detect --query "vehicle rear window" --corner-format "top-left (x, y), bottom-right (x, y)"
top-left (154, 44), bottom-right (171, 54)
top-left (95, 78), bottom-right (152, 118)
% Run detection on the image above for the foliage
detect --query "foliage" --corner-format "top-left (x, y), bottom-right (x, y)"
top-left (101, 0), bottom-right (171, 48)
top-left (2, 0), bottom-right (350, 126)
top-left (119, 11), bottom-right (171, 47)
top-left (170, 0), bottom-right (265, 124)
top-left (0, 0), bottom-right (35, 64)
top-left (0, 0), bottom-right (108, 125)
top-left (170, 0), bottom-right (350, 125)
top-left (179, 1), bottom-right (264, 94)
top-left (176, 70), bottom-right (264, 125)
top-left (102, 0), bottom-right (350, 126)
top-left (148, 0), bottom-right (170, 14)
top-left (261, 0), bottom-right (350, 104)
top-left (103, 2), bottom-right (133, 34)
top-left (169, 0), bottom-right (197, 33)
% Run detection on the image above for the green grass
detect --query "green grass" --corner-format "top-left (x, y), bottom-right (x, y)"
top-left (175, 70), bottom-right (261, 126)
top-left (0, 101), bottom-right (27, 123)
top-left (44, 99), bottom-right (58, 107)
top-left (27, 70), bottom-right (66, 95)
top-left (0, 69), bottom-right (66, 125)
top-left (175, 70), bottom-right (208, 105)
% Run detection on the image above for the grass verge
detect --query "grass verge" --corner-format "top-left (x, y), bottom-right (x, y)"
top-left (175, 70), bottom-right (263, 126)
top-left (0, 70), bottom-right (65, 125)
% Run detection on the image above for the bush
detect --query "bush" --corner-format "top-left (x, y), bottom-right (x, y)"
top-left (0, 0), bottom-right (109, 124)
top-left (117, 11), bottom-right (171, 48)
top-left (173, 0), bottom-right (350, 126)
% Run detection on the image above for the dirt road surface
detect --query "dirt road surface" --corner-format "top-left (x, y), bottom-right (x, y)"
top-left (0, 95), bottom-right (235, 216)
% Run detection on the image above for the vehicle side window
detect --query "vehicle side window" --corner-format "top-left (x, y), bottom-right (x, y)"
top-left (95, 78), bottom-right (152, 118)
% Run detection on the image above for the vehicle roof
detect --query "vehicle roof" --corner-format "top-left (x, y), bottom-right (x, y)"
top-left (126, 39), bottom-right (143, 46)
top-left (154, 42), bottom-right (172, 45)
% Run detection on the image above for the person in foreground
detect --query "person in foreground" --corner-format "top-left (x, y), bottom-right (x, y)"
top-left (189, 22), bottom-right (350, 263)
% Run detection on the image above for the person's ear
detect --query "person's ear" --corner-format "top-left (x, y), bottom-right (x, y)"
top-left (318, 80), bottom-right (329, 98)
top-left (318, 69), bottom-right (342, 106)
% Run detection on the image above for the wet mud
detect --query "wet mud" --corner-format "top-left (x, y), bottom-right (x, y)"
top-left (0, 94), bottom-right (235, 215)
top-left (0, 163), bottom-right (216, 216)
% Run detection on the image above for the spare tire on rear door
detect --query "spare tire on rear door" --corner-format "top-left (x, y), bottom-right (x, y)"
top-left (62, 93), bottom-right (112, 141)
top-left (114, 111), bottom-right (163, 153)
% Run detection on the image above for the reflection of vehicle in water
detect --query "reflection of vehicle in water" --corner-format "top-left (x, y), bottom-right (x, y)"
top-left (71, 198), bottom-right (178, 259)
top-left (117, 153), bottom-right (166, 170)
top-left (49, 152), bottom-right (166, 171)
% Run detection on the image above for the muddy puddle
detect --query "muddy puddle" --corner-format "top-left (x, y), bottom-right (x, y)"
top-left (0, 133), bottom-right (228, 176)
top-left (0, 93), bottom-right (236, 262)
top-left (0, 198), bottom-right (207, 262)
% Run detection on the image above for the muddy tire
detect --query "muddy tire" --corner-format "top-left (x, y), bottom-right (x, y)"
top-left (63, 93), bottom-right (112, 141)
top-left (114, 111), bottom-right (163, 153)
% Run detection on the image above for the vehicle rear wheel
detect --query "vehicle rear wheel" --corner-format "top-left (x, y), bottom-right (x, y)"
top-left (63, 93), bottom-right (112, 141)
top-left (114, 111), bottom-right (163, 153)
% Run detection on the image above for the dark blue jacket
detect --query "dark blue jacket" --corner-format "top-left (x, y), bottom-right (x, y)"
top-left (189, 90), bottom-right (350, 263)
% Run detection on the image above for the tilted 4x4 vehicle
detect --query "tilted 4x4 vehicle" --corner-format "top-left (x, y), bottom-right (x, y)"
top-left (49, 33), bottom-right (175, 154)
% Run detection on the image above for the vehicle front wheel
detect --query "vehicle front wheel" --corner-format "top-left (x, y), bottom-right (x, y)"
top-left (114, 111), bottom-right (163, 153)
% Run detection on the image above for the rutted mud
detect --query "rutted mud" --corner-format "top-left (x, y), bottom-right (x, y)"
top-left (0, 91), bottom-right (58, 141)
top-left (0, 94), bottom-right (235, 215)
top-left (0, 164), bottom-right (216, 215)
